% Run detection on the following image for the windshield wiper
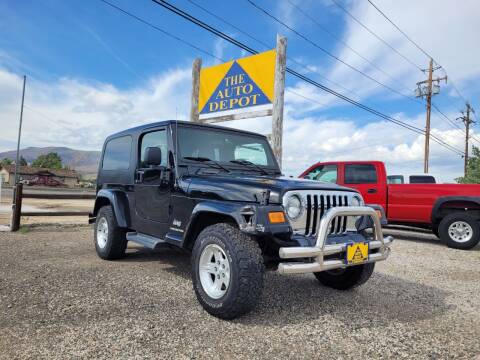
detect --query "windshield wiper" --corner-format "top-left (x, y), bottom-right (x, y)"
top-left (183, 156), bottom-right (230, 173)
top-left (230, 160), bottom-right (269, 175)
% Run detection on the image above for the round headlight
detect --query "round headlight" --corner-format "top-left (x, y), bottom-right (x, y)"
top-left (350, 194), bottom-right (364, 207)
top-left (285, 195), bottom-right (302, 220)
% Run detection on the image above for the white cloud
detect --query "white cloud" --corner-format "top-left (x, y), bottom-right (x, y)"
top-left (0, 66), bottom-right (190, 151)
top-left (0, 61), bottom-right (473, 182)
top-left (214, 108), bottom-right (470, 182)
top-left (328, 0), bottom-right (480, 102)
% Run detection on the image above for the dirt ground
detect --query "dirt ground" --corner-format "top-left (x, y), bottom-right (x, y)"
top-left (0, 225), bottom-right (479, 359)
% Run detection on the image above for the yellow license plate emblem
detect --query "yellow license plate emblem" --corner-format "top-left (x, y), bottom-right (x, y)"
top-left (346, 242), bottom-right (369, 265)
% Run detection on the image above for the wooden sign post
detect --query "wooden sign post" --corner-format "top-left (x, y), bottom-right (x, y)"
top-left (190, 58), bottom-right (202, 123)
top-left (271, 35), bottom-right (287, 168)
top-left (190, 35), bottom-right (287, 168)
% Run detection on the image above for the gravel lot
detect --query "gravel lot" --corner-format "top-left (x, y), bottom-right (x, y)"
top-left (1, 225), bottom-right (479, 359)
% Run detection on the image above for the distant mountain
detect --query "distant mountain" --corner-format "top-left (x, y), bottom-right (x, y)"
top-left (0, 147), bottom-right (101, 177)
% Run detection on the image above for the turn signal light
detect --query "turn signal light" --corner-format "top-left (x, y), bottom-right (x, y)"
top-left (268, 211), bottom-right (286, 224)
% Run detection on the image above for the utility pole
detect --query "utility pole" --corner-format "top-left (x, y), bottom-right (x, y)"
top-left (415, 58), bottom-right (447, 173)
top-left (11, 75), bottom-right (26, 232)
top-left (14, 75), bottom-right (26, 185)
top-left (457, 103), bottom-right (475, 177)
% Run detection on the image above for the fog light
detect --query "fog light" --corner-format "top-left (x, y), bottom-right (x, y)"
top-left (268, 211), bottom-right (286, 224)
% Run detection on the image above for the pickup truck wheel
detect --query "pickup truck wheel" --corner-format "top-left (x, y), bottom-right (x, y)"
top-left (94, 205), bottom-right (127, 260)
top-left (439, 213), bottom-right (480, 250)
top-left (314, 263), bottom-right (375, 290)
top-left (192, 223), bottom-right (264, 319)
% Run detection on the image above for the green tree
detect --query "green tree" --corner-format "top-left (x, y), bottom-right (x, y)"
top-left (0, 158), bottom-right (13, 166)
top-left (456, 145), bottom-right (480, 184)
top-left (31, 152), bottom-right (63, 169)
top-left (19, 156), bottom-right (28, 166)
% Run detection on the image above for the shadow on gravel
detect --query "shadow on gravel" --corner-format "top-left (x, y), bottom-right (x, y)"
top-left (237, 271), bottom-right (453, 327)
top-left (384, 229), bottom-right (480, 251)
top-left (117, 246), bottom-right (452, 327)
top-left (122, 245), bottom-right (192, 280)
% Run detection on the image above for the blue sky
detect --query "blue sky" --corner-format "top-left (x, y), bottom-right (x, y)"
top-left (1, 0), bottom-right (480, 180)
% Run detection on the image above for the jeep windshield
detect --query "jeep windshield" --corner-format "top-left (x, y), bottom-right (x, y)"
top-left (178, 126), bottom-right (279, 173)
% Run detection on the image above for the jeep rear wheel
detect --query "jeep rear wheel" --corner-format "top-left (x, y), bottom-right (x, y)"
top-left (94, 205), bottom-right (127, 260)
top-left (314, 263), bottom-right (375, 290)
top-left (438, 213), bottom-right (480, 250)
top-left (192, 223), bottom-right (264, 319)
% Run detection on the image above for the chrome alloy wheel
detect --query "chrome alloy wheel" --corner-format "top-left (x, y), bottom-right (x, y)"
top-left (448, 221), bottom-right (473, 243)
top-left (199, 244), bottom-right (231, 299)
top-left (96, 217), bottom-right (109, 249)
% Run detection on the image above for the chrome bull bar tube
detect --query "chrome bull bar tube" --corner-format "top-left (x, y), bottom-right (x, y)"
top-left (278, 206), bottom-right (393, 274)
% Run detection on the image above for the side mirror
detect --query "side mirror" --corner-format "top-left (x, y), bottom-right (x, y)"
top-left (144, 147), bottom-right (162, 167)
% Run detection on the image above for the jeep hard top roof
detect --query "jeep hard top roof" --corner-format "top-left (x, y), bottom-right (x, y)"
top-left (106, 120), bottom-right (268, 141)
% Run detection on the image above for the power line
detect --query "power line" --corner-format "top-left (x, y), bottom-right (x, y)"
top-left (431, 103), bottom-right (465, 132)
top-left (330, 0), bottom-right (423, 71)
top-left (286, 0), bottom-right (414, 95)
top-left (246, 0), bottom-right (469, 143)
top-left (150, 0), bottom-right (464, 156)
top-left (246, 0), bottom-right (416, 102)
top-left (365, 0), bottom-right (478, 132)
top-left (337, 0), bottom-right (474, 142)
top-left (185, 0), bottom-right (269, 50)
top-left (366, 0), bottom-right (433, 60)
top-left (100, 0), bottom-right (324, 119)
top-left (185, 0), bottom-right (364, 101)
top-left (99, 0), bottom-right (223, 61)
top-left (103, 0), bottom-right (463, 156)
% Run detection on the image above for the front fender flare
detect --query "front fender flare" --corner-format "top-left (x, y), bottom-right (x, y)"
top-left (185, 201), bottom-right (254, 235)
top-left (92, 189), bottom-right (131, 228)
top-left (182, 200), bottom-right (289, 245)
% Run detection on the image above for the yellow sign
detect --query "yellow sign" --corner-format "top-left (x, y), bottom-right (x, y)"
top-left (346, 242), bottom-right (369, 265)
top-left (198, 50), bottom-right (276, 115)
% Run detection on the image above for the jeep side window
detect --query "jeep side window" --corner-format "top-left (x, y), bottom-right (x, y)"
top-left (102, 136), bottom-right (132, 170)
top-left (139, 130), bottom-right (168, 167)
top-left (305, 165), bottom-right (337, 183)
top-left (345, 164), bottom-right (377, 184)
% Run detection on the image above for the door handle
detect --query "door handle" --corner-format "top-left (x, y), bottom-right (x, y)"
top-left (367, 188), bottom-right (377, 194)
top-left (135, 170), bottom-right (145, 183)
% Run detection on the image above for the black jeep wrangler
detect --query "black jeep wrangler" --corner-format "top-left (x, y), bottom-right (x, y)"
top-left (90, 120), bottom-right (393, 319)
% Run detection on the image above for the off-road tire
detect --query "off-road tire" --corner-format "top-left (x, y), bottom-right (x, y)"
top-left (192, 223), bottom-right (264, 319)
top-left (314, 263), bottom-right (375, 290)
top-left (94, 205), bottom-right (127, 260)
top-left (438, 213), bottom-right (480, 250)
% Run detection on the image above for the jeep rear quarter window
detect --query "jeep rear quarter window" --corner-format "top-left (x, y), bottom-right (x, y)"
top-left (102, 136), bottom-right (132, 170)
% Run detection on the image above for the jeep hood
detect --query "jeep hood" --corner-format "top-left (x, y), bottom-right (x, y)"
top-left (186, 174), bottom-right (356, 204)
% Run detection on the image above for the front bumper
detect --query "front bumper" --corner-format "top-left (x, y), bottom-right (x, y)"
top-left (278, 206), bottom-right (393, 274)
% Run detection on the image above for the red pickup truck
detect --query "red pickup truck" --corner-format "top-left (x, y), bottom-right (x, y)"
top-left (300, 161), bottom-right (480, 250)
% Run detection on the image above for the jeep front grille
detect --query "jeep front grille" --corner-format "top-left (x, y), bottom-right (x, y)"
top-left (283, 191), bottom-right (359, 236)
